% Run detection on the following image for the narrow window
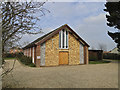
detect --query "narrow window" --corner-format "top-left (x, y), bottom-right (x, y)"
top-left (59, 29), bottom-right (68, 49)
top-left (27, 49), bottom-right (28, 57)
top-left (30, 48), bottom-right (31, 57)
top-left (61, 30), bottom-right (63, 48)
top-left (66, 31), bottom-right (68, 48)
top-left (64, 30), bottom-right (66, 48)
top-left (63, 29), bottom-right (64, 48)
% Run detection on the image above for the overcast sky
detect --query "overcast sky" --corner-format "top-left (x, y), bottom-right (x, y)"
top-left (19, 2), bottom-right (117, 51)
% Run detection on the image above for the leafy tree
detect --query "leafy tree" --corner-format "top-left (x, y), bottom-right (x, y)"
top-left (104, 1), bottom-right (120, 52)
top-left (1, 2), bottom-right (49, 63)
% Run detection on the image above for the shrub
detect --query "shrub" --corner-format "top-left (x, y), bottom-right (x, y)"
top-left (15, 52), bottom-right (24, 58)
top-left (29, 63), bottom-right (36, 67)
top-left (103, 53), bottom-right (120, 60)
top-left (19, 56), bottom-right (32, 65)
top-left (4, 53), bottom-right (15, 58)
top-left (16, 52), bottom-right (36, 67)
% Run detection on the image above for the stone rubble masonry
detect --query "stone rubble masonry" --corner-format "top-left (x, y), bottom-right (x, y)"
top-left (23, 28), bottom-right (89, 67)
top-left (68, 32), bottom-right (80, 65)
top-left (45, 34), bottom-right (59, 66)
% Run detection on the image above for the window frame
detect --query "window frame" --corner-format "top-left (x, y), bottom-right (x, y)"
top-left (59, 29), bottom-right (69, 49)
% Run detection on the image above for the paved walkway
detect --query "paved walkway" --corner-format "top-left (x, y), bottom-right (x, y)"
top-left (2, 59), bottom-right (118, 88)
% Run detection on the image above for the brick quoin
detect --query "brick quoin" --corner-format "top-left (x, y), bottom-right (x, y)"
top-left (84, 46), bottom-right (89, 64)
top-left (35, 45), bottom-right (40, 67)
top-left (34, 47), bottom-right (36, 64)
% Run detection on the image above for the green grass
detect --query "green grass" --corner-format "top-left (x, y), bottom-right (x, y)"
top-left (106, 59), bottom-right (120, 61)
top-left (28, 63), bottom-right (36, 67)
top-left (89, 60), bottom-right (111, 64)
top-left (4, 57), bottom-right (16, 60)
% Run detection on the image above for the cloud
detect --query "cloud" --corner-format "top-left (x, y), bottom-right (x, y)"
top-left (74, 13), bottom-right (116, 50)
top-left (19, 2), bottom-right (116, 51)
top-left (46, 2), bottom-right (103, 17)
top-left (84, 13), bottom-right (105, 24)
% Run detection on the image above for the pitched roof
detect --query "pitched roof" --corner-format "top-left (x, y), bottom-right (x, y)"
top-left (23, 24), bottom-right (89, 49)
top-left (109, 47), bottom-right (119, 54)
top-left (22, 30), bottom-right (55, 49)
top-left (89, 50), bottom-right (103, 52)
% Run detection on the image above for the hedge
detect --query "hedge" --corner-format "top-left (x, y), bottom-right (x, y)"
top-left (103, 53), bottom-right (120, 60)
top-left (4, 53), bottom-right (16, 58)
top-left (16, 52), bottom-right (36, 67)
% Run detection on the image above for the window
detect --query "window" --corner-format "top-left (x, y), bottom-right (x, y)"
top-left (59, 29), bottom-right (68, 49)
top-left (30, 48), bottom-right (31, 57)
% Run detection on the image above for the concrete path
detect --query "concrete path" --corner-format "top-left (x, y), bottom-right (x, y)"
top-left (2, 59), bottom-right (118, 88)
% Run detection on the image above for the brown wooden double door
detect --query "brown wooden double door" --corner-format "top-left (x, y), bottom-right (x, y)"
top-left (59, 51), bottom-right (68, 65)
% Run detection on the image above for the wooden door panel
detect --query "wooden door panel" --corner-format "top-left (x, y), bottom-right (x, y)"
top-left (59, 52), bottom-right (68, 65)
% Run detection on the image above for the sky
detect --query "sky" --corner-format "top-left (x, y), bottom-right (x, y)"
top-left (19, 2), bottom-right (117, 51)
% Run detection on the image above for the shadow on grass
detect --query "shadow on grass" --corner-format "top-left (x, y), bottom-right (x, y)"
top-left (4, 57), bottom-right (16, 60)
top-left (89, 60), bottom-right (111, 64)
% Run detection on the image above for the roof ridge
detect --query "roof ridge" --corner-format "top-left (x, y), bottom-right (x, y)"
top-left (23, 24), bottom-right (89, 49)
top-left (22, 24), bottom-right (67, 49)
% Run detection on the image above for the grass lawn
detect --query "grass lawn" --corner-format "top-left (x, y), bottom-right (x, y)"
top-left (109, 59), bottom-right (120, 61)
top-left (4, 57), bottom-right (16, 60)
top-left (89, 60), bottom-right (111, 64)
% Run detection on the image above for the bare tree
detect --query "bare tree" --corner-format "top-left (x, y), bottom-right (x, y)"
top-left (1, 2), bottom-right (49, 63)
top-left (1, 2), bottom-right (49, 86)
